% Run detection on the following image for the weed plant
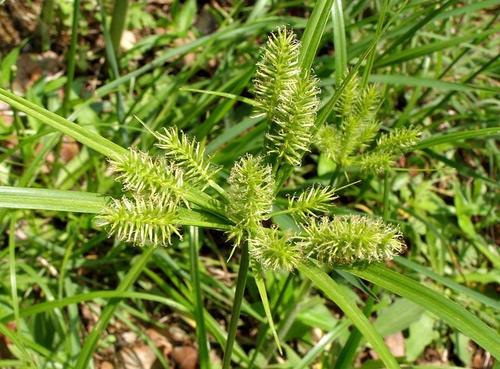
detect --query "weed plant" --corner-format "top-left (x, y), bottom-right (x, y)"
top-left (0, 1), bottom-right (499, 369)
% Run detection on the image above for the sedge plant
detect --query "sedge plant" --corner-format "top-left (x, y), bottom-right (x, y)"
top-left (0, 22), bottom-right (499, 369)
top-left (92, 27), bottom-right (407, 369)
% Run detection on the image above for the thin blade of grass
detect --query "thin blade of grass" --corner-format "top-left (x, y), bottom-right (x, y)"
top-left (394, 256), bottom-right (500, 311)
top-left (253, 268), bottom-right (282, 354)
top-left (0, 87), bottom-right (127, 160)
top-left (189, 227), bottom-right (211, 369)
top-left (74, 247), bottom-right (156, 369)
top-left (298, 262), bottom-right (400, 369)
top-left (414, 127), bottom-right (500, 149)
top-left (299, 0), bottom-right (335, 71)
top-left (331, 0), bottom-right (347, 84)
top-left (346, 264), bottom-right (500, 358)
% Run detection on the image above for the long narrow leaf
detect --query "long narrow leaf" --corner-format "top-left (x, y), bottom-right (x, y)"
top-left (0, 88), bottom-right (127, 160)
top-left (299, 0), bottom-right (334, 70)
top-left (394, 257), bottom-right (500, 311)
top-left (0, 186), bottom-right (106, 213)
top-left (298, 262), bottom-right (400, 369)
top-left (346, 264), bottom-right (500, 358)
top-left (415, 127), bottom-right (500, 149)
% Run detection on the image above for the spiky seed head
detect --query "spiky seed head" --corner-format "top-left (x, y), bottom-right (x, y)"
top-left (253, 26), bottom-right (301, 121)
top-left (359, 150), bottom-right (394, 173)
top-left (288, 185), bottom-right (337, 219)
top-left (154, 127), bottom-right (218, 189)
top-left (300, 215), bottom-right (404, 265)
top-left (96, 195), bottom-right (181, 247)
top-left (357, 85), bottom-right (380, 123)
top-left (316, 124), bottom-right (342, 163)
top-left (249, 227), bottom-right (302, 272)
top-left (109, 149), bottom-right (187, 206)
top-left (266, 72), bottom-right (320, 166)
top-left (358, 128), bottom-right (421, 173)
top-left (226, 154), bottom-right (275, 245)
top-left (376, 128), bottom-right (421, 154)
top-left (336, 74), bottom-right (360, 118)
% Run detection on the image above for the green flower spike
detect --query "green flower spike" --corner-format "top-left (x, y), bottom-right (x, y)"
top-left (249, 227), bottom-right (302, 272)
top-left (226, 154), bottom-right (275, 245)
top-left (109, 149), bottom-right (186, 205)
top-left (155, 126), bottom-right (218, 189)
top-left (97, 195), bottom-right (180, 247)
top-left (301, 215), bottom-right (404, 265)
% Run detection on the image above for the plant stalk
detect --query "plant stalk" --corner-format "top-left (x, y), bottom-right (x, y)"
top-left (189, 227), bottom-right (210, 369)
top-left (63, 0), bottom-right (81, 116)
top-left (222, 242), bottom-right (250, 369)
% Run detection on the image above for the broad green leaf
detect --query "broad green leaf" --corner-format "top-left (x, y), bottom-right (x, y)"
top-left (406, 314), bottom-right (436, 362)
top-left (374, 298), bottom-right (425, 336)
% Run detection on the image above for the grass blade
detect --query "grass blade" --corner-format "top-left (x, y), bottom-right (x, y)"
top-left (331, 0), bottom-right (347, 84)
top-left (299, 0), bottom-right (335, 71)
top-left (253, 268), bottom-right (282, 354)
top-left (394, 256), bottom-right (500, 311)
top-left (222, 243), bottom-right (250, 369)
top-left (346, 264), bottom-right (500, 358)
top-left (414, 127), bottom-right (500, 149)
top-left (74, 247), bottom-right (156, 369)
top-left (189, 227), bottom-right (211, 369)
top-left (0, 87), bottom-right (127, 160)
top-left (0, 186), bottom-right (106, 213)
top-left (298, 262), bottom-right (400, 369)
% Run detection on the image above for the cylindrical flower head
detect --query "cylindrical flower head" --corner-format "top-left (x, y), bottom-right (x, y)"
top-left (301, 215), bottom-right (404, 265)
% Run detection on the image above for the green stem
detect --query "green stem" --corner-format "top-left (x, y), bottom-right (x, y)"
top-left (382, 170), bottom-right (390, 221)
top-left (110, 0), bottom-right (129, 57)
top-left (222, 243), bottom-right (250, 369)
top-left (40, 0), bottom-right (55, 51)
top-left (189, 227), bottom-right (210, 369)
top-left (62, 0), bottom-right (81, 116)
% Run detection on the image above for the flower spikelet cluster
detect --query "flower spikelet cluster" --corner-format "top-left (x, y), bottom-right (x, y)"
top-left (226, 155), bottom-right (274, 245)
top-left (109, 149), bottom-right (186, 205)
top-left (249, 227), bottom-right (302, 272)
top-left (253, 27), bottom-right (320, 166)
top-left (253, 26), bottom-right (300, 121)
top-left (301, 215), bottom-right (404, 265)
top-left (96, 196), bottom-right (180, 247)
top-left (287, 185), bottom-right (337, 219)
top-left (155, 127), bottom-right (218, 188)
top-left (316, 73), bottom-right (421, 173)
